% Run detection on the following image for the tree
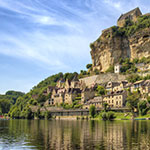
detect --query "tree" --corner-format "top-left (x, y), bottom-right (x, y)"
top-left (96, 85), bottom-right (106, 96)
top-left (37, 94), bottom-right (47, 103)
top-left (126, 92), bottom-right (140, 117)
top-left (138, 100), bottom-right (148, 116)
top-left (89, 105), bottom-right (96, 118)
top-left (45, 111), bottom-right (52, 119)
top-left (86, 64), bottom-right (92, 69)
top-left (103, 102), bottom-right (108, 112)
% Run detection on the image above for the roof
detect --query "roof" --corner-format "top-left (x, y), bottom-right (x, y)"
top-left (66, 88), bottom-right (81, 94)
top-left (104, 90), bottom-right (126, 97)
top-left (85, 97), bottom-right (103, 104)
top-left (118, 7), bottom-right (142, 21)
top-left (133, 80), bottom-right (144, 85)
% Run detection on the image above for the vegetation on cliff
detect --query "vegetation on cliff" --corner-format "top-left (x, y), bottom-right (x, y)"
top-left (112, 15), bottom-right (150, 37)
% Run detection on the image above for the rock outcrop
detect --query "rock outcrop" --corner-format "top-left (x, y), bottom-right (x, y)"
top-left (90, 8), bottom-right (150, 72)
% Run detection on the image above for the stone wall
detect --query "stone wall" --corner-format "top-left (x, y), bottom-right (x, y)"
top-left (80, 73), bottom-right (126, 87)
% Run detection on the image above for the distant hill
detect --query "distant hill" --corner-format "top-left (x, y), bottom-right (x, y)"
top-left (0, 90), bottom-right (25, 114)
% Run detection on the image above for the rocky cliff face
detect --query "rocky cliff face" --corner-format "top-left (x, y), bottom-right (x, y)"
top-left (90, 27), bottom-right (150, 72)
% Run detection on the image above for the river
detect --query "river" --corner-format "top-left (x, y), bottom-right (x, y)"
top-left (0, 119), bottom-right (150, 150)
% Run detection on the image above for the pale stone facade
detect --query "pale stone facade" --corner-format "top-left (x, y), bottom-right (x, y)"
top-left (103, 91), bottom-right (127, 108)
top-left (83, 96), bottom-right (103, 109)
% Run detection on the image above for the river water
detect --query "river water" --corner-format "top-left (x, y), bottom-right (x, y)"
top-left (0, 119), bottom-right (150, 150)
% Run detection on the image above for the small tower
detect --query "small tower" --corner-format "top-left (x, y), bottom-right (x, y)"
top-left (114, 64), bottom-right (122, 74)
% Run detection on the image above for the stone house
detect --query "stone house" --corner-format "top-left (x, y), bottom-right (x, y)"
top-left (56, 79), bottom-right (65, 88)
top-left (131, 80), bottom-right (145, 92)
top-left (117, 7), bottom-right (142, 27)
top-left (50, 88), bottom-right (65, 106)
top-left (64, 88), bottom-right (81, 104)
top-left (83, 96), bottom-right (103, 109)
top-left (70, 76), bottom-right (81, 88)
top-left (103, 90), bottom-right (127, 108)
top-left (113, 81), bottom-right (129, 92)
top-left (106, 81), bottom-right (120, 92)
top-left (81, 87), bottom-right (95, 104)
top-left (141, 80), bottom-right (150, 95)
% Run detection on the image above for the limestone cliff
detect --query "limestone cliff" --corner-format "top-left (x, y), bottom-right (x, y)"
top-left (90, 8), bottom-right (150, 72)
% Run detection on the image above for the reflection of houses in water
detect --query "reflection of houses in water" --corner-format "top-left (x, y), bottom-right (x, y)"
top-left (26, 120), bottom-right (150, 150)
top-left (104, 123), bottom-right (125, 150)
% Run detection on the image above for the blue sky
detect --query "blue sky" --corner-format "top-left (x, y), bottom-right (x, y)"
top-left (0, 0), bottom-right (149, 94)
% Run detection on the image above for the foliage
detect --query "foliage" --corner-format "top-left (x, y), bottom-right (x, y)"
top-left (96, 85), bottom-right (106, 96)
top-left (112, 15), bottom-right (150, 37)
top-left (138, 100), bottom-right (148, 116)
top-left (44, 111), bottom-right (52, 119)
top-left (126, 91), bottom-right (140, 115)
top-left (89, 105), bottom-right (96, 118)
top-left (126, 74), bottom-right (142, 83)
top-left (37, 94), bottom-right (47, 103)
top-left (86, 64), bottom-right (92, 69)
top-left (119, 58), bottom-right (137, 74)
top-left (0, 91), bottom-right (25, 114)
top-left (106, 65), bottom-right (114, 73)
top-left (90, 43), bottom-right (94, 49)
top-left (103, 102), bottom-right (108, 112)
top-left (99, 111), bottom-right (116, 120)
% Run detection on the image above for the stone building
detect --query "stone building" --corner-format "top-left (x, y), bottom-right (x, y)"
top-left (70, 76), bottom-right (81, 88)
top-left (81, 88), bottom-right (95, 104)
top-left (64, 88), bottom-right (81, 104)
top-left (103, 90), bottom-right (127, 108)
top-left (131, 80), bottom-right (144, 92)
top-left (117, 7), bottom-right (142, 27)
top-left (56, 79), bottom-right (65, 88)
top-left (83, 96), bottom-right (103, 109)
top-left (106, 81), bottom-right (120, 92)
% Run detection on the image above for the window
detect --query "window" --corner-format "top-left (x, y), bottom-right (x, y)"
top-left (116, 101), bottom-right (118, 105)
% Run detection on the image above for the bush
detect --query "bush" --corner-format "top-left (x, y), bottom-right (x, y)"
top-left (86, 64), bottom-right (92, 69)
top-left (45, 111), bottom-right (52, 119)
top-left (107, 111), bottom-right (116, 120)
top-left (100, 111), bottom-right (116, 120)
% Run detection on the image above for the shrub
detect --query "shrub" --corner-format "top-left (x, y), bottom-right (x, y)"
top-left (107, 111), bottom-right (116, 120)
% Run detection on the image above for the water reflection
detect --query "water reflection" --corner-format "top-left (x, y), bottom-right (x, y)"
top-left (0, 120), bottom-right (150, 150)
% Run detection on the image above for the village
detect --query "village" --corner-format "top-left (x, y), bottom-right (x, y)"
top-left (41, 63), bottom-right (150, 111)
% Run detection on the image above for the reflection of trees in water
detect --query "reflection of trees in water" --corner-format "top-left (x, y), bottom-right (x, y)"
top-left (1, 120), bottom-right (150, 149)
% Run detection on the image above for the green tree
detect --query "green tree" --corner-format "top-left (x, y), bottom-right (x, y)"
top-left (126, 92), bottom-right (140, 117)
top-left (103, 102), bottom-right (108, 112)
top-left (138, 100), bottom-right (148, 116)
top-left (86, 64), bottom-right (92, 69)
top-left (89, 105), bottom-right (96, 118)
top-left (96, 85), bottom-right (106, 96)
